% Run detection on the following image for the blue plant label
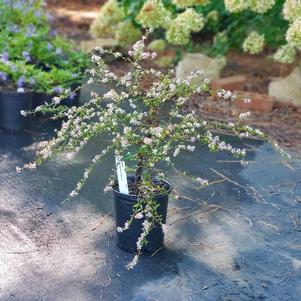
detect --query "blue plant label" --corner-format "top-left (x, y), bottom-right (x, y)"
top-left (115, 156), bottom-right (129, 195)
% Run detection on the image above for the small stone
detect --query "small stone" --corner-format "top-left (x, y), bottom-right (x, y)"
top-left (176, 53), bottom-right (226, 83)
top-left (268, 67), bottom-right (301, 107)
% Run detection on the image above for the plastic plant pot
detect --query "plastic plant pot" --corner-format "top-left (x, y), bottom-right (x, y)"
top-left (0, 90), bottom-right (33, 132)
top-left (112, 175), bottom-right (172, 253)
top-left (33, 88), bottom-right (80, 109)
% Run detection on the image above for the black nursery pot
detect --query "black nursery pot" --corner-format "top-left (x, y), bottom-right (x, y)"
top-left (33, 84), bottom-right (80, 109)
top-left (33, 90), bottom-right (80, 109)
top-left (0, 90), bottom-right (33, 131)
top-left (112, 176), bottom-right (172, 253)
top-left (32, 92), bottom-right (53, 109)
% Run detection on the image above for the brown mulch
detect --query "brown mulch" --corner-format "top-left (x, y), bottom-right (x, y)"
top-left (222, 51), bottom-right (296, 94)
top-left (188, 96), bottom-right (301, 153)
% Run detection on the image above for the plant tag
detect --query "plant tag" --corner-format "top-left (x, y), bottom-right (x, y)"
top-left (115, 156), bottom-right (129, 195)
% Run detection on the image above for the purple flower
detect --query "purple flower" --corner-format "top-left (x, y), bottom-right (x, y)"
top-left (0, 52), bottom-right (9, 64)
top-left (49, 29), bottom-right (57, 37)
top-left (22, 51), bottom-right (31, 62)
top-left (46, 12), bottom-right (54, 22)
top-left (25, 24), bottom-right (36, 38)
top-left (17, 75), bottom-right (26, 88)
top-left (13, 2), bottom-right (23, 10)
top-left (8, 24), bottom-right (19, 33)
top-left (69, 92), bottom-right (77, 100)
top-left (46, 42), bottom-right (53, 50)
top-left (0, 72), bottom-right (7, 81)
top-left (52, 86), bottom-right (64, 94)
top-left (34, 10), bottom-right (42, 18)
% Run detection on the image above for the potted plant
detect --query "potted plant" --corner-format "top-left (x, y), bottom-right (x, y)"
top-left (32, 67), bottom-right (83, 109)
top-left (0, 0), bottom-right (88, 112)
top-left (18, 34), bottom-right (290, 269)
top-left (0, 60), bottom-right (35, 131)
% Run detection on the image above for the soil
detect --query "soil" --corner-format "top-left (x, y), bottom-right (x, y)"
top-left (113, 177), bottom-right (171, 196)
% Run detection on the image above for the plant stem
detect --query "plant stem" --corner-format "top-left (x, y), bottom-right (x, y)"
top-left (134, 152), bottom-right (144, 194)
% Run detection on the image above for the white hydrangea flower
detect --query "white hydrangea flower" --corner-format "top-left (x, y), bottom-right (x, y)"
top-left (283, 0), bottom-right (301, 22)
top-left (273, 44), bottom-right (296, 63)
top-left (250, 0), bottom-right (275, 14)
top-left (172, 0), bottom-right (210, 8)
top-left (243, 31), bottom-right (265, 54)
top-left (286, 18), bottom-right (301, 49)
top-left (224, 0), bottom-right (250, 13)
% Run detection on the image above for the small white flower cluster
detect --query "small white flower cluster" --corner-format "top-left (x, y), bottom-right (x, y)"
top-left (196, 177), bottom-right (209, 186)
top-left (206, 131), bottom-right (246, 157)
top-left (16, 162), bottom-right (36, 173)
top-left (68, 148), bottom-right (111, 199)
top-left (128, 36), bottom-right (157, 61)
top-left (126, 204), bottom-right (159, 270)
top-left (238, 112), bottom-right (251, 120)
top-left (117, 221), bottom-right (130, 233)
top-left (273, 142), bottom-right (292, 159)
top-left (216, 89), bottom-right (236, 101)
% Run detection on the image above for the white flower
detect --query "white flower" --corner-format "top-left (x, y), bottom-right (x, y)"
top-left (104, 89), bottom-right (118, 100)
top-left (169, 84), bottom-right (176, 92)
top-left (143, 137), bottom-right (153, 145)
top-left (52, 97), bottom-right (61, 104)
top-left (69, 190), bottom-right (78, 198)
top-left (135, 212), bottom-right (144, 219)
top-left (104, 185), bottom-right (112, 193)
top-left (187, 145), bottom-right (195, 152)
top-left (243, 98), bottom-right (252, 104)
top-left (117, 227), bottom-right (123, 233)
top-left (239, 112), bottom-right (251, 120)
top-left (162, 224), bottom-right (167, 234)
top-left (243, 31), bottom-right (265, 54)
top-left (196, 177), bottom-right (209, 186)
top-left (126, 254), bottom-right (139, 270)
top-left (20, 110), bottom-right (27, 116)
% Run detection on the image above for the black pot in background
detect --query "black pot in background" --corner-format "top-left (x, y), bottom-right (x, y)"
top-left (0, 90), bottom-right (33, 132)
top-left (32, 92), bottom-right (53, 109)
top-left (112, 176), bottom-right (172, 253)
top-left (33, 85), bottom-right (80, 109)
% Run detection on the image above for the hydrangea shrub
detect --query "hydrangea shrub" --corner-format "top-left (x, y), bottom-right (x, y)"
top-left (91, 0), bottom-right (300, 63)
